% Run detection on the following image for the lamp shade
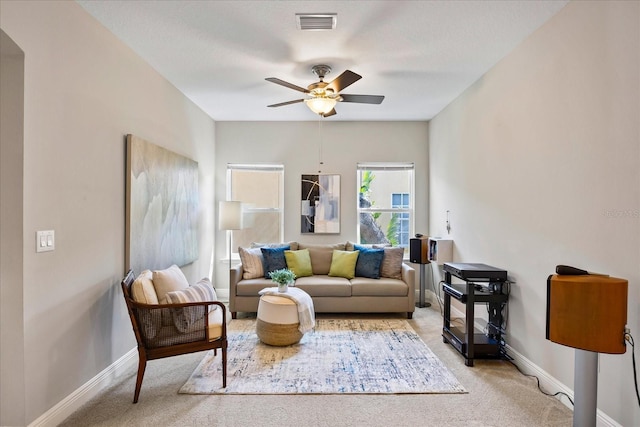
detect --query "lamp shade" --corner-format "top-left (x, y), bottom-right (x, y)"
top-left (218, 201), bottom-right (243, 230)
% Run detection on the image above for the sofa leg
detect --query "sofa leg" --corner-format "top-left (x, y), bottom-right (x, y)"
top-left (407, 312), bottom-right (413, 319)
top-left (231, 311), bottom-right (237, 319)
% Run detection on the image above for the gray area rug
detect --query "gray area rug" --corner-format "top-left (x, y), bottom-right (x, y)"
top-left (179, 318), bottom-right (466, 394)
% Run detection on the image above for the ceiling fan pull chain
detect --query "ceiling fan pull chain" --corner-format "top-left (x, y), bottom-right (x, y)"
top-left (318, 117), bottom-right (324, 173)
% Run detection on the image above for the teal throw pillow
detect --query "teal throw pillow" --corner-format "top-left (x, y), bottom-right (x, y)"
top-left (353, 244), bottom-right (385, 279)
top-left (261, 246), bottom-right (290, 278)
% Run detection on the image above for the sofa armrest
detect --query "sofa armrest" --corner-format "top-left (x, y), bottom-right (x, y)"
top-left (229, 263), bottom-right (244, 313)
top-left (402, 263), bottom-right (416, 307)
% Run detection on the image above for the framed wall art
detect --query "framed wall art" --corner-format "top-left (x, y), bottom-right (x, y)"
top-left (125, 134), bottom-right (199, 273)
top-left (301, 174), bottom-right (340, 234)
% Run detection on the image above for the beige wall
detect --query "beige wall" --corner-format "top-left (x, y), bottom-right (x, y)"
top-left (429, 1), bottom-right (639, 425)
top-left (0, 1), bottom-right (216, 424)
top-left (214, 121), bottom-right (429, 293)
top-left (1, 29), bottom-right (26, 426)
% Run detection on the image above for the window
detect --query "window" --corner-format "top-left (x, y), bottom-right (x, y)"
top-left (227, 164), bottom-right (284, 256)
top-left (392, 193), bottom-right (410, 246)
top-left (357, 163), bottom-right (414, 251)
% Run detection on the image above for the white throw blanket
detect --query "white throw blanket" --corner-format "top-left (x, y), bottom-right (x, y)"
top-left (258, 287), bottom-right (316, 334)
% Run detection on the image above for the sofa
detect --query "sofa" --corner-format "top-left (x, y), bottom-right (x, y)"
top-left (229, 242), bottom-right (416, 319)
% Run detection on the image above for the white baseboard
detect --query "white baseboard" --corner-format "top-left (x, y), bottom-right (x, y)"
top-left (216, 288), bottom-right (229, 302)
top-left (444, 295), bottom-right (621, 427)
top-left (28, 348), bottom-right (137, 427)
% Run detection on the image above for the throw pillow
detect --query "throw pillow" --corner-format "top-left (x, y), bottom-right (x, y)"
top-left (261, 246), bottom-right (290, 278)
top-left (152, 264), bottom-right (190, 304)
top-left (238, 247), bottom-right (264, 279)
top-left (251, 241), bottom-right (299, 251)
top-left (131, 270), bottom-right (161, 339)
top-left (353, 245), bottom-right (385, 279)
top-left (131, 270), bottom-right (159, 304)
top-left (345, 241), bottom-right (391, 251)
top-left (380, 247), bottom-right (405, 280)
top-left (328, 250), bottom-right (360, 279)
top-left (166, 278), bottom-right (218, 333)
top-left (284, 249), bottom-right (313, 278)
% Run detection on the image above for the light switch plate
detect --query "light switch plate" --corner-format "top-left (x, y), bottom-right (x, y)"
top-left (36, 230), bottom-right (55, 252)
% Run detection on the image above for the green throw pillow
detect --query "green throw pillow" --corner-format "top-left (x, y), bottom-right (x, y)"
top-left (328, 250), bottom-right (360, 279)
top-left (284, 249), bottom-right (313, 278)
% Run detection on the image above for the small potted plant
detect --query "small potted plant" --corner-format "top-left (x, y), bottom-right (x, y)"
top-left (268, 268), bottom-right (296, 293)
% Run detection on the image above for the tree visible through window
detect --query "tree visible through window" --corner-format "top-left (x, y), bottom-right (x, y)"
top-left (357, 163), bottom-right (414, 251)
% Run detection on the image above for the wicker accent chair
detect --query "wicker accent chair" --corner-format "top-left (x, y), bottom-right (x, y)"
top-left (121, 270), bottom-right (227, 403)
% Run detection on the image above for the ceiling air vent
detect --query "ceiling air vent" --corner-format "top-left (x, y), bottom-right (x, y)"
top-left (296, 13), bottom-right (337, 31)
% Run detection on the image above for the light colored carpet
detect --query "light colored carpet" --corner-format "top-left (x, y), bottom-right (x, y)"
top-left (179, 318), bottom-right (466, 395)
top-left (59, 306), bottom-right (574, 427)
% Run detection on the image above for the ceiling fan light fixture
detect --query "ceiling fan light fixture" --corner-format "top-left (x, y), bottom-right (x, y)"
top-left (305, 97), bottom-right (337, 115)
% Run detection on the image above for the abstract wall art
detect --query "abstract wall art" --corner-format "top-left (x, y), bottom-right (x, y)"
top-left (126, 134), bottom-right (199, 273)
top-left (301, 174), bottom-right (340, 234)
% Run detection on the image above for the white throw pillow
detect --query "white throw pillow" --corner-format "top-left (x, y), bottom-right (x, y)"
top-left (166, 278), bottom-right (218, 333)
top-left (238, 247), bottom-right (264, 279)
top-left (152, 264), bottom-right (189, 304)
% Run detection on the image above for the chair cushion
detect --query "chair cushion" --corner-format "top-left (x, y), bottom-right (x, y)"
top-left (380, 247), bottom-right (405, 280)
top-left (328, 250), bottom-right (359, 279)
top-left (152, 264), bottom-right (190, 304)
top-left (261, 246), bottom-right (290, 278)
top-left (284, 249), bottom-right (313, 278)
top-left (131, 270), bottom-right (159, 304)
top-left (238, 247), bottom-right (264, 279)
top-left (166, 278), bottom-right (218, 333)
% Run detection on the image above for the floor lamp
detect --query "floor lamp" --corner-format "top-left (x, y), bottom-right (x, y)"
top-left (546, 267), bottom-right (628, 427)
top-left (218, 201), bottom-right (243, 271)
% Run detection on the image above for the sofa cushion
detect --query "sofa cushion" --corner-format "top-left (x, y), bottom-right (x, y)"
top-left (294, 275), bottom-right (352, 297)
top-left (261, 246), bottom-right (290, 278)
top-left (353, 245), bottom-right (385, 279)
top-left (380, 247), bottom-right (405, 280)
top-left (351, 277), bottom-right (408, 296)
top-left (166, 278), bottom-right (218, 333)
top-left (152, 264), bottom-right (190, 304)
top-left (131, 270), bottom-right (159, 304)
top-left (284, 249), bottom-right (313, 278)
top-left (297, 243), bottom-right (346, 275)
top-left (328, 250), bottom-right (359, 279)
top-left (238, 247), bottom-right (264, 279)
top-left (235, 277), bottom-right (274, 296)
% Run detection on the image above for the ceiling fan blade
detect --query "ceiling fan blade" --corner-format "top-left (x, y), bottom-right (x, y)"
top-left (326, 70), bottom-right (362, 93)
top-left (265, 77), bottom-right (309, 93)
top-left (267, 99), bottom-right (305, 108)
top-left (340, 94), bottom-right (385, 104)
top-left (322, 108), bottom-right (337, 117)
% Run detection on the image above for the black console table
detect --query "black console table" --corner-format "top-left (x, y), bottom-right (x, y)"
top-left (442, 262), bottom-right (508, 367)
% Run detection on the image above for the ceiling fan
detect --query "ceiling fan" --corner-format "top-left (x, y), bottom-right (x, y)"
top-left (265, 64), bottom-right (384, 117)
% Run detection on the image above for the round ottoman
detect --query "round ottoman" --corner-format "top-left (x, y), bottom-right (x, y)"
top-left (256, 294), bottom-right (302, 346)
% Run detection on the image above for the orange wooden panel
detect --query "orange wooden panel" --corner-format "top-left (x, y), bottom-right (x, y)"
top-left (546, 274), bottom-right (627, 354)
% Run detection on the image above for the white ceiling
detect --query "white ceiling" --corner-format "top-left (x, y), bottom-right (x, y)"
top-left (76, 0), bottom-right (568, 122)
